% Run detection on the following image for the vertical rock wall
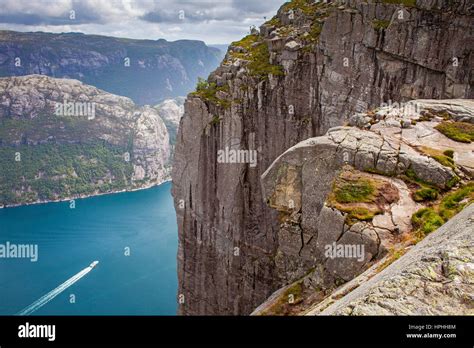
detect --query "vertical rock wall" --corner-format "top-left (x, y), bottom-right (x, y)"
top-left (172, 0), bottom-right (473, 315)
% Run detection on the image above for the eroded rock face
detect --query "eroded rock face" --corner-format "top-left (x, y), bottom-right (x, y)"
top-left (154, 98), bottom-right (185, 147)
top-left (252, 98), bottom-right (473, 315)
top-left (172, 0), bottom-right (473, 315)
top-left (260, 118), bottom-right (459, 288)
top-left (313, 204), bottom-right (474, 316)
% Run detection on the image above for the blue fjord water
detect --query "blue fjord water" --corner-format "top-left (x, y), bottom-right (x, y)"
top-left (0, 182), bottom-right (178, 315)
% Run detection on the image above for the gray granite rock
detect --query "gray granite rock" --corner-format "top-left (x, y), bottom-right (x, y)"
top-left (316, 204), bottom-right (474, 315)
top-left (172, 0), bottom-right (473, 315)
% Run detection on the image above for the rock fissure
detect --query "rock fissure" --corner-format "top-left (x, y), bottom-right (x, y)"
top-left (172, 0), bottom-right (473, 315)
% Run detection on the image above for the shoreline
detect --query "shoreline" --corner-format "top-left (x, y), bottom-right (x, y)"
top-left (0, 178), bottom-right (172, 210)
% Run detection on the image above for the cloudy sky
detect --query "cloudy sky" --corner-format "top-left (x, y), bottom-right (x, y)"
top-left (0, 0), bottom-right (284, 44)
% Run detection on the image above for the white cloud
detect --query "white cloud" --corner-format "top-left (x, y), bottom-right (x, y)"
top-left (0, 0), bottom-right (283, 44)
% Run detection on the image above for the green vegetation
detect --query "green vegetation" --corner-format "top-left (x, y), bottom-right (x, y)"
top-left (308, 22), bottom-right (323, 41)
top-left (446, 175), bottom-right (461, 189)
top-left (260, 281), bottom-right (303, 316)
top-left (266, 16), bottom-right (282, 27)
top-left (282, 0), bottom-right (321, 16)
top-left (248, 42), bottom-right (284, 78)
top-left (417, 113), bottom-right (434, 122)
top-left (429, 150), bottom-right (455, 168)
top-left (209, 115), bottom-right (221, 125)
top-left (411, 183), bottom-right (474, 237)
top-left (411, 208), bottom-right (444, 235)
top-left (191, 77), bottom-right (231, 108)
top-left (229, 34), bottom-right (284, 79)
top-left (417, 109), bottom-right (452, 122)
top-left (438, 183), bottom-right (474, 221)
top-left (435, 121), bottom-right (474, 143)
top-left (420, 146), bottom-right (455, 169)
top-left (405, 168), bottom-right (438, 201)
top-left (404, 165), bottom-right (460, 201)
top-left (405, 168), bottom-right (422, 182)
top-left (413, 187), bottom-right (439, 202)
top-left (334, 179), bottom-right (375, 203)
top-left (345, 207), bottom-right (380, 221)
top-left (443, 149), bottom-right (454, 158)
top-left (328, 168), bottom-right (398, 224)
top-left (231, 34), bottom-right (259, 53)
top-left (262, 0), bottom-right (334, 53)
top-left (0, 142), bottom-right (134, 206)
top-left (0, 114), bottom-right (110, 144)
top-left (377, 0), bottom-right (417, 7)
top-left (404, 167), bottom-right (444, 190)
top-left (287, 0), bottom-right (333, 42)
top-left (372, 19), bottom-right (390, 30)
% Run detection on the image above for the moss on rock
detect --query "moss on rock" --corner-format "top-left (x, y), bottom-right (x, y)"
top-left (411, 183), bottom-right (474, 238)
top-left (420, 146), bottom-right (455, 169)
top-left (413, 187), bottom-right (439, 202)
top-left (327, 167), bottom-right (399, 224)
top-left (412, 208), bottom-right (444, 235)
top-left (228, 34), bottom-right (284, 79)
top-left (435, 121), bottom-right (474, 143)
top-left (191, 78), bottom-right (231, 109)
top-left (372, 19), bottom-right (390, 30)
top-left (377, 0), bottom-right (417, 7)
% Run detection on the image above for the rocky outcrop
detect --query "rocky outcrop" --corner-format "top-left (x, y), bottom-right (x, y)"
top-left (251, 98), bottom-right (473, 315)
top-left (172, 0), bottom-right (473, 315)
top-left (0, 75), bottom-right (170, 206)
top-left (255, 201), bottom-right (474, 316)
top-left (0, 31), bottom-right (223, 105)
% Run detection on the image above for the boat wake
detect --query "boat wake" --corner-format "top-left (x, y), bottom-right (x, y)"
top-left (17, 261), bottom-right (99, 316)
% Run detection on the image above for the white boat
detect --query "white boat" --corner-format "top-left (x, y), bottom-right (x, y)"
top-left (89, 261), bottom-right (99, 269)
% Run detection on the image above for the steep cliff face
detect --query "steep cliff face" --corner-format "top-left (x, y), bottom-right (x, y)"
top-left (0, 75), bottom-right (170, 207)
top-left (172, 0), bottom-right (473, 315)
top-left (154, 98), bottom-right (185, 147)
top-left (251, 98), bottom-right (473, 315)
top-left (0, 31), bottom-right (223, 105)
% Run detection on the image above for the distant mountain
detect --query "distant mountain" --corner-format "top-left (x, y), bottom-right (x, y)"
top-left (0, 75), bottom-right (170, 207)
top-left (208, 44), bottom-right (229, 56)
top-left (154, 97), bottom-right (185, 147)
top-left (0, 31), bottom-right (224, 105)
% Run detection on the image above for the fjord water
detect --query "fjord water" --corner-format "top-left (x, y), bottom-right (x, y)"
top-left (0, 182), bottom-right (178, 315)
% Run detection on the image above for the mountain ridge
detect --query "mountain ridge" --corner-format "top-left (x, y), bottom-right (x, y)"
top-left (0, 30), bottom-right (223, 105)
